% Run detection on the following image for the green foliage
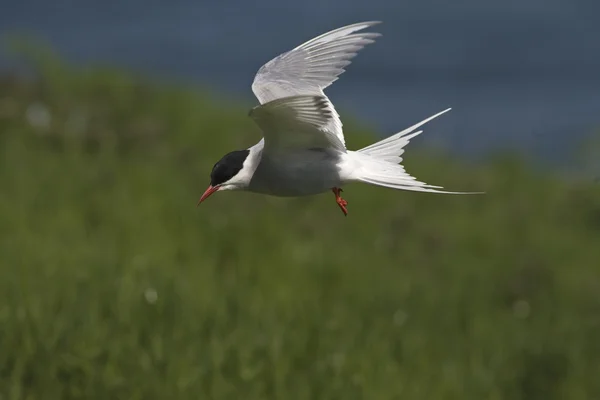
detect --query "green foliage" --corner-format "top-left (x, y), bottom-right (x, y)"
top-left (1, 46), bottom-right (599, 399)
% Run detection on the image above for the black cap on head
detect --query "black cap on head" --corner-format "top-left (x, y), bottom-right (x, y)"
top-left (210, 149), bottom-right (250, 186)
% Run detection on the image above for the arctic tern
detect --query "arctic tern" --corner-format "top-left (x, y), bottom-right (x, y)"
top-left (198, 21), bottom-right (479, 216)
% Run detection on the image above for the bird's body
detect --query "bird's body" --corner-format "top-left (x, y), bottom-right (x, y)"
top-left (198, 21), bottom-right (481, 215)
top-left (248, 145), bottom-right (347, 197)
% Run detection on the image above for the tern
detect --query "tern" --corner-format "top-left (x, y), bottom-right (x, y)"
top-left (198, 21), bottom-right (479, 216)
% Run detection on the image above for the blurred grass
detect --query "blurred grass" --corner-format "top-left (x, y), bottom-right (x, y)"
top-left (1, 43), bottom-right (600, 399)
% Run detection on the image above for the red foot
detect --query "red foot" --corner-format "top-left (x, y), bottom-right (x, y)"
top-left (332, 187), bottom-right (348, 216)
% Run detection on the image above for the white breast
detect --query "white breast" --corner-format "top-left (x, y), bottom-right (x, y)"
top-left (248, 148), bottom-right (348, 197)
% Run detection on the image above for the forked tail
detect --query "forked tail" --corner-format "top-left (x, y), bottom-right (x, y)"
top-left (355, 108), bottom-right (483, 194)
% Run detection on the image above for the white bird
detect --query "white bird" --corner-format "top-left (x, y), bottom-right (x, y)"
top-left (198, 21), bottom-right (480, 216)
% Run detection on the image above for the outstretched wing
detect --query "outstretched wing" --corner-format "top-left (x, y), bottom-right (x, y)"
top-left (249, 94), bottom-right (345, 152)
top-left (251, 21), bottom-right (382, 104)
top-left (250, 21), bottom-right (382, 151)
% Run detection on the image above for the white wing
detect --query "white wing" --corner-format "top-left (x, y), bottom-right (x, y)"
top-left (251, 21), bottom-right (382, 104)
top-left (250, 21), bottom-right (382, 151)
top-left (249, 95), bottom-right (345, 152)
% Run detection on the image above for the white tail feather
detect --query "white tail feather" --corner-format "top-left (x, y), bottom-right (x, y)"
top-left (358, 108), bottom-right (451, 163)
top-left (353, 108), bottom-right (483, 195)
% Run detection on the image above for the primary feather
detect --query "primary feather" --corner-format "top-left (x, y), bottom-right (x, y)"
top-left (251, 21), bottom-right (382, 104)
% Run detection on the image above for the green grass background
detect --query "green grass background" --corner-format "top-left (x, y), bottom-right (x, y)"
top-left (1, 46), bottom-right (599, 399)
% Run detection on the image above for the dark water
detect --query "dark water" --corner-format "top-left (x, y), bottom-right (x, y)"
top-left (2, 0), bottom-right (600, 166)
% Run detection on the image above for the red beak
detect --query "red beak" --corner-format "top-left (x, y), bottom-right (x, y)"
top-left (197, 185), bottom-right (220, 206)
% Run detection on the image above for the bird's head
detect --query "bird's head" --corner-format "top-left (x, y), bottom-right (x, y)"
top-left (197, 149), bottom-right (252, 206)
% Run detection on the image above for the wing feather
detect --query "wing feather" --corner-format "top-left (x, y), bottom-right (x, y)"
top-left (249, 95), bottom-right (345, 152)
top-left (251, 21), bottom-right (382, 104)
top-left (249, 21), bottom-right (382, 152)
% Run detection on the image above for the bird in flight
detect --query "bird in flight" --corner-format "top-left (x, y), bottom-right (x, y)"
top-left (198, 21), bottom-right (479, 216)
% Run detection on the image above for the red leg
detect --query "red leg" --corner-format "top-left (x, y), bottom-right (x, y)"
top-left (331, 187), bottom-right (348, 216)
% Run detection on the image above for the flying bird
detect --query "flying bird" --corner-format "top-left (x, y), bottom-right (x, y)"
top-left (198, 21), bottom-right (479, 216)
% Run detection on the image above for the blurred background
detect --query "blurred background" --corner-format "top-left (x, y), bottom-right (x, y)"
top-left (1, 0), bottom-right (599, 399)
